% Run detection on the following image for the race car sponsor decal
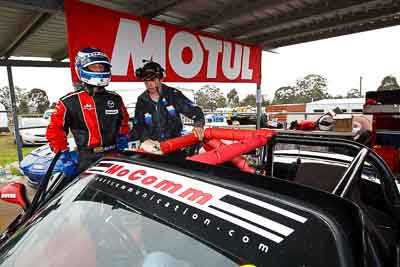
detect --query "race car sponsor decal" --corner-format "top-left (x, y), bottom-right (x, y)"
top-left (87, 160), bottom-right (308, 245)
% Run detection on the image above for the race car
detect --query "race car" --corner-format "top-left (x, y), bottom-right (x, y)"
top-left (0, 129), bottom-right (399, 266)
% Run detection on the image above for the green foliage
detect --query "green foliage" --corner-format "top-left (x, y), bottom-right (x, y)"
top-left (272, 86), bottom-right (297, 104)
top-left (240, 94), bottom-right (256, 106)
top-left (194, 85), bottom-right (226, 111)
top-left (346, 88), bottom-right (362, 98)
top-left (27, 88), bottom-right (50, 113)
top-left (262, 97), bottom-right (270, 106)
top-left (272, 74), bottom-right (330, 104)
top-left (18, 99), bottom-right (29, 114)
top-left (377, 75), bottom-right (400, 91)
top-left (296, 74), bottom-right (330, 102)
top-left (0, 86), bottom-right (27, 111)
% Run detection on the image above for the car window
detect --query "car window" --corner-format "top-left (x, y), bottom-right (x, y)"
top-left (0, 178), bottom-right (238, 267)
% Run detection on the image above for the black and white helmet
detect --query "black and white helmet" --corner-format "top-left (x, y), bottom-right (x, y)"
top-left (317, 113), bottom-right (334, 131)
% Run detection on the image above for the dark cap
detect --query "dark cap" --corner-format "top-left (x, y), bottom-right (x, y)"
top-left (135, 61), bottom-right (165, 80)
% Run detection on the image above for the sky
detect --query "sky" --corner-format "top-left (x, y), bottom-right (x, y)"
top-left (1, 25), bottom-right (399, 104)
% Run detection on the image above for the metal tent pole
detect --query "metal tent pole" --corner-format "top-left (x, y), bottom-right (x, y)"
top-left (256, 83), bottom-right (262, 129)
top-left (6, 65), bottom-right (23, 162)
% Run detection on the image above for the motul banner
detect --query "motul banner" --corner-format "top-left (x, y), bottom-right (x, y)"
top-left (65, 0), bottom-right (261, 83)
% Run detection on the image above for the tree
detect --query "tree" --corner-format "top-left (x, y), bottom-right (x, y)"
top-left (227, 88), bottom-right (239, 107)
top-left (296, 74), bottom-right (330, 102)
top-left (262, 97), bottom-right (270, 106)
top-left (194, 85), bottom-right (226, 111)
top-left (272, 86), bottom-right (297, 104)
top-left (346, 88), bottom-right (362, 98)
top-left (50, 102), bottom-right (56, 109)
top-left (240, 94), bottom-right (256, 106)
top-left (216, 95), bottom-right (226, 108)
top-left (18, 99), bottom-right (29, 114)
top-left (27, 88), bottom-right (50, 113)
top-left (377, 75), bottom-right (400, 91)
top-left (0, 86), bottom-right (27, 111)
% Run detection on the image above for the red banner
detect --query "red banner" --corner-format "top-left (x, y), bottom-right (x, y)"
top-left (65, 0), bottom-right (261, 83)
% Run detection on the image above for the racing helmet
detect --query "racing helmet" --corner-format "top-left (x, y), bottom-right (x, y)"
top-left (135, 60), bottom-right (165, 80)
top-left (75, 48), bottom-right (111, 87)
top-left (317, 113), bottom-right (334, 131)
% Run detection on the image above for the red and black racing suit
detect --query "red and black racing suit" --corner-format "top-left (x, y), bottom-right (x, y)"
top-left (46, 88), bottom-right (129, 173)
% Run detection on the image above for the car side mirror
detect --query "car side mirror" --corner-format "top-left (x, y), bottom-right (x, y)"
top-left (0, 183), bottom-right (30, 211)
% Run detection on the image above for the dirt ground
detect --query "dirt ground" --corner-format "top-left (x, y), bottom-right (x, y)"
top-left (0, 178), bottom-right (36, 231)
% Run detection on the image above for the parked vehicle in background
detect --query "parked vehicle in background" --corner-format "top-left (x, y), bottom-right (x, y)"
top-left (227, 112), bottom-right (268, 127)
top-left (15, 117), bottom-right (49, 146)
top-left (42, 109), bottom-right (55, 120)
top-left (204, 113), bottom-right (228, 127)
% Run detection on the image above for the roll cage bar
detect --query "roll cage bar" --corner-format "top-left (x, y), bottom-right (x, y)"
top-left (267, 134), bottom-right (400, 222)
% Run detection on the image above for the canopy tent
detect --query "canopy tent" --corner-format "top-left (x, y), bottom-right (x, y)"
top-left (1, 0), bottom-right (399, 162)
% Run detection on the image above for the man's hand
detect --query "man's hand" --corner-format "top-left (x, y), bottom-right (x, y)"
top-left (192, 127), bottom-right (204, 141)
top-left (139, 139), bottom-right (163, 154)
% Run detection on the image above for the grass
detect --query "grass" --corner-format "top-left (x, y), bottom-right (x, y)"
top-left (0, 134), bottom-right (37, 166)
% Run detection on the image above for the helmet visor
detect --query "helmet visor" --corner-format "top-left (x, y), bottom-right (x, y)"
top-left (81, 55), bottom-right (111, 68)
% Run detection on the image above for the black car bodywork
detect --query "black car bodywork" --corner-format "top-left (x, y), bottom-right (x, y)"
top-left (0, 135), bottom-right (399, 266)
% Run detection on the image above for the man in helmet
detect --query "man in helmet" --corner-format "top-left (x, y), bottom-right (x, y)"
top-left (46, 47), bottom-right (130, 177)
top-left (134, 60), bottom-right (205, 150)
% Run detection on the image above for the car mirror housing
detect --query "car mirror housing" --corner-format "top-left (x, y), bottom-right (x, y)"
top-left (0, 183), bottom-right (30, 211)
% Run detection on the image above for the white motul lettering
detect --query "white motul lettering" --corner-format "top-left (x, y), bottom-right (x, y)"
top-left (192, 214), bottom-right (198, 220)
top-left (199, 36), bottom-right (222, 78)
top-left (241, 46), bottom-right (253, 79)
top-left (204, 219), bottom-right (211, 226)
top-left (222, 42), bottom-right (242, 80)
top-left (242, 236), bottom-right (250, 243)
top-left (111, 19), bottom-right (166, 76)
top-left (174, 205), bottom-right (180, 212)
top-left (169, 31), bottom-right (203, 78)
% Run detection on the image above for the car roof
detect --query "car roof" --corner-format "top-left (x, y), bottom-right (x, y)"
top-left (85, 153), bottom-right (363, 266)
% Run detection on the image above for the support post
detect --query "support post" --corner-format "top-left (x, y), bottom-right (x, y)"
top-left (7, 65), bottom-right (23, 163)
top-left (256, 83), bottom-right (262, 129)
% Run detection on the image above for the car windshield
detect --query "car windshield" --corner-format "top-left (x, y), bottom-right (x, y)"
top-left (19, 118), bottom-right (49, 129)
top-left (0, 178), bottom-right (238, 267)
